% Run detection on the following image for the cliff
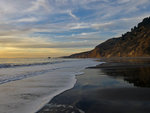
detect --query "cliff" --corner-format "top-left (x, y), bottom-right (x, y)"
top-left (66, 16), bottom-right (150, 58)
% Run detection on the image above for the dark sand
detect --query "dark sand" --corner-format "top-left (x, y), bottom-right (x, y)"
top-left (37, 58), bottom-right (150, 113)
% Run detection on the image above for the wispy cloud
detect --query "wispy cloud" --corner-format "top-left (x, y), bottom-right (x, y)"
top-left (67, 10), bottom-right (79, 20)
top-left (0, 0), bottom-right (149, 57)
top-left (26, 0), bottom-right (51, 12)
top-left (0, 36), bottom-right (99, 49)
top-left (17, 17), bottom-right (39, 22)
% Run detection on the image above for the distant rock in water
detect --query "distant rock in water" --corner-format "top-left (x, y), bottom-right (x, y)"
top-left (66, 16), bottom-right (150, 58)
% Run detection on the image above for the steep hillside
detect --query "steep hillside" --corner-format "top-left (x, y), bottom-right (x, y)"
top-left (67, 17), bottom-right (150, 58)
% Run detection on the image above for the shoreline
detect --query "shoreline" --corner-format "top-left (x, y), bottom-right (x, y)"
top-left (0, 59), bottom-right (100, 113)
top-left (35, 59), bottom-right (101, 113)
top-left (37, 58), bottom-right (150, 113)
top-left (33, 75), bottom-right (77, 113)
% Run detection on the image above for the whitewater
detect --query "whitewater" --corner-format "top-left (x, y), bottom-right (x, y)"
top-left (0, 58), bottom-right (100, 113)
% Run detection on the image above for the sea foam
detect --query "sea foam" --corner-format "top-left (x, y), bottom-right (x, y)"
top-left (0, 59), bottom-right (100, 113)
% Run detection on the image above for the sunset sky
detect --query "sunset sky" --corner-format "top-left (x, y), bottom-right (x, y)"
top-left (0, 0), bottom-right (150, 58)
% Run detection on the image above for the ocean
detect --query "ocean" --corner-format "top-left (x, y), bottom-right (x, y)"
top-left (0, 58), bottom-right (100, 113)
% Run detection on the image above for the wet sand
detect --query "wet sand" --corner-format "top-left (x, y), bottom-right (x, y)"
top-left (37, 58), bottom-right (150, 113)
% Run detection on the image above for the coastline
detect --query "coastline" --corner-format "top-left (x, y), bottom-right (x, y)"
top-left (0, 59), bottom-right (100, 113)
top-left (37, 58), bottom-right (150, 113)
top-left (35, 59), bottom-right (101, 113)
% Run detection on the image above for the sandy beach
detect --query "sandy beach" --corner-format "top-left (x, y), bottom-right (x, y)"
top-left (37, 58), bottom-right (150, 113)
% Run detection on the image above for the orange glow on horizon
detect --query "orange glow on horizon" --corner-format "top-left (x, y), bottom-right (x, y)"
top-left (0, 47), bottom-right (91, 58)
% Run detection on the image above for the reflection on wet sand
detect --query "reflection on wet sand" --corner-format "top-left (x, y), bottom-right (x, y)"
top-left (99, 59), bottom-right (150, 87)
top-left (38, 58), bottom-right (150, 113)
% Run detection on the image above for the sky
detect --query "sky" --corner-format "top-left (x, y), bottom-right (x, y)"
top-left (0, 0), bottom-right (150, 58)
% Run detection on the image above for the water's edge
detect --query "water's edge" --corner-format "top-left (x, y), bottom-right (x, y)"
top-left (35, 60), bottom-right (101, 113)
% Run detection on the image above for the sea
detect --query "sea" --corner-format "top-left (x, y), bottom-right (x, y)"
top-left (0, 58), bottom-right (100, 113)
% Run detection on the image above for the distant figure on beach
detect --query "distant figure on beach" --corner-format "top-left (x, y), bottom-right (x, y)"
top-left (48, 57), bottom-right (51, 59)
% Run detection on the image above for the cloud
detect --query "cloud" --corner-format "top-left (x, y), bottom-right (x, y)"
top-left (117, 0), bottom-right (131, 4)
top-left (12, 42), bottom-right (97, 48)
top-left (0, 0), bottom-right (149, 57)
top-left (17, 17), bottom-right (39, 22)
top-left (68, 23), bottom-right (89, 29)
top-left (0, 36), bottom-right (98, 49)
top-left (67, 10), bottom-right (79, 20)
top-left (26, 0), bottom-right (51, 12)
top-left (91, 22), bottom-right (114, 29)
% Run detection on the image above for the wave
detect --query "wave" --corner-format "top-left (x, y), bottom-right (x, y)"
top-left (0, 59), bottom-right (101, 113)
top-left (0, 60), bottom-right (66, 69)
top-left (0, 68), bottom-right (55, 85)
